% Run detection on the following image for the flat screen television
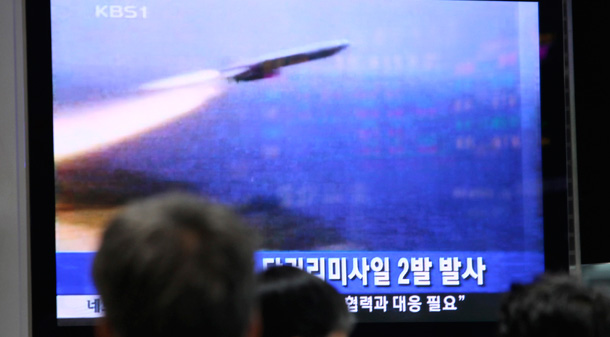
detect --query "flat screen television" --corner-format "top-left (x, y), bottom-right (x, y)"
top-left (26, 0), bottom-right (571, 336)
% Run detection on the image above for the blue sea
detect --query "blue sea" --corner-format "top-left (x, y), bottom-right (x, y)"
top-left (57, 71), bottom-right (542, 253)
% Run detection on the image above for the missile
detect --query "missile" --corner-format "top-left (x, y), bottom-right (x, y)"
top-left (222, 39), bottom-right (350, 82)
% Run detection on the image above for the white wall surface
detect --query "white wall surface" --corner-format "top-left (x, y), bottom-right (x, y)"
top-left (0, 0), bottom-right (30, 336)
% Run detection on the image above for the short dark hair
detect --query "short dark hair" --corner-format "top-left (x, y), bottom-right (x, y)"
top-left (257, 265), bottom-right (355, 337)
top-left (93, 193), bottom-right (257, 337)
top-left (498, 274), bottom-right (610, 337)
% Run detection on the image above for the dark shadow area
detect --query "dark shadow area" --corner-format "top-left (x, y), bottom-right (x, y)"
top-left (238, 195), bottom-right (349, 250)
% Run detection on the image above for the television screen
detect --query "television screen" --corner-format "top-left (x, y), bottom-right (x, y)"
top-left (49, 0), bottom-right (556, 325)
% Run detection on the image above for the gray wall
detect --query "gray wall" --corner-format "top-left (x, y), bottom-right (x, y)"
top-left (0, 0), bottom-right (30, 336)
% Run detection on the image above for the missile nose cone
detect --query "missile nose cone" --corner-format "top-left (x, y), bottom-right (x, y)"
top-left (338, 39), bottom-right (350, 48)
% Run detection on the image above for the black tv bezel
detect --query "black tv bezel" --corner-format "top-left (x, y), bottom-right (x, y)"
top-left (26, 0), bottom-right (571, 336)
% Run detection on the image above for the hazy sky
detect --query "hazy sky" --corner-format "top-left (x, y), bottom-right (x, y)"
top-left (51, 0), bottom-right (538, 89)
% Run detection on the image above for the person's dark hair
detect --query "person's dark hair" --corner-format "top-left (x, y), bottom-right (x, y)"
top-left (92, 193), bottom-right (257, 337)
top-left (257, 265), bottom-right (355, 337)
top-left (498, 274), bottom-right (610, 337)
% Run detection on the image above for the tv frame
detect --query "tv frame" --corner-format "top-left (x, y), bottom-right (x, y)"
top-left (26, 0), bottom-right (572, 336)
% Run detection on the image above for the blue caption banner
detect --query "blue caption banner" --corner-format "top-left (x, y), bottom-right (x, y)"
top-left (57, 251), bottom-right (543, 295)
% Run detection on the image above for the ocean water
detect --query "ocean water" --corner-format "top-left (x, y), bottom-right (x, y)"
top-left (67, 72), bottom-right (541, 252)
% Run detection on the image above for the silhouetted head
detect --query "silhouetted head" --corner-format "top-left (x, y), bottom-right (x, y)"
top-left (93, 193), bottom-right (258, 337)
top-left (257, 265), bottom-right (355, 337)
top-left (498, 274), bottom-right (610, 337)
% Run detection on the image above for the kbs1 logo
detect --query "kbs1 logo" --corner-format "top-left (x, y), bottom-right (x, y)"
top-left (95, 5), bottom-right (148, 19)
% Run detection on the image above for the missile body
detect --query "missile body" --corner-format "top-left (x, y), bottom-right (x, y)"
top-left (224, 39), bottom-right (350, 82)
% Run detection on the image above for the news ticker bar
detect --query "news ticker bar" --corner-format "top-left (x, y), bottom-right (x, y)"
top-left (57, 295), bottom-right (103, 319)
top-left (57, 293), bottom-right (502, 321)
